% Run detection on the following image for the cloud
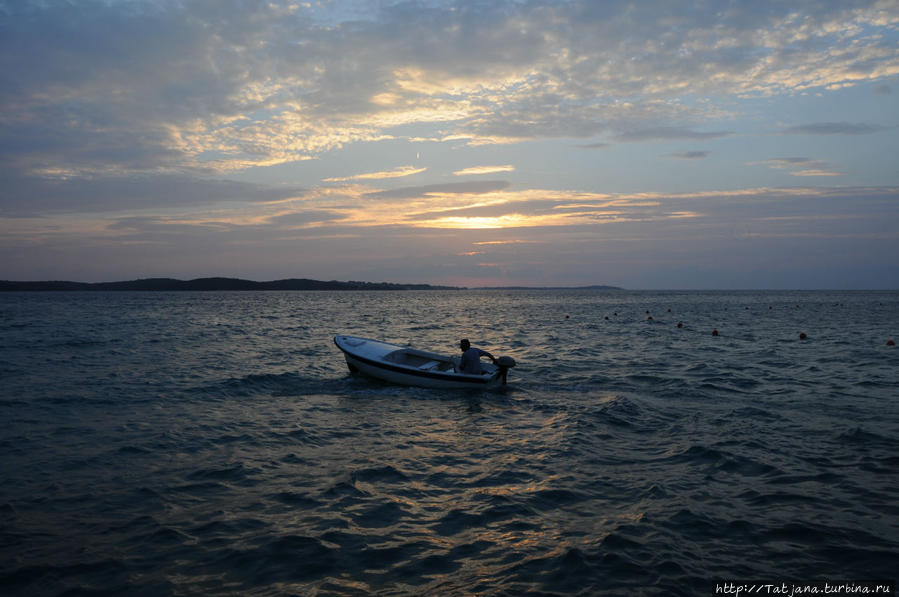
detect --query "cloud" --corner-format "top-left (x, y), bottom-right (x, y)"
top-left (758, 157), bottom-right (817, 168)
top-left (668, 151), bottom-right (710, 160)
top-left (0, 169), bottom-right (305, 217)
top-left (107, 215), bottom-right (230, 235)
top-left (323, 166), bottom-right (426, 182)
top-left (364, 181), bottom-right (510, 200)
top-left (781, 122), bottom-right (888, 135)
top-left (266, 210), bottom-right (345, 227)
top-left (453, 165), bottom-right (516, 176)
top-left (105, 185), bottom-right (899, 238)
top-left (2, 0), bottom-right (897, 183)
top-left (473, 240), bottom-right (540, 245)
top-left (615, 127), bottom-right (733, 142)
top-left (754, 157), bottom-right (845, 177)
top-left (789, 170), bottom-right (846, 177)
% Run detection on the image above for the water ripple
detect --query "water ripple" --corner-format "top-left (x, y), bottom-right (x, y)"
top-left (1, 290), bottom-right (897, 595)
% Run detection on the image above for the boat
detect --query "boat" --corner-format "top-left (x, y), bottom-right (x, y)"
top-left (334, 335), bottom-right (516, 390)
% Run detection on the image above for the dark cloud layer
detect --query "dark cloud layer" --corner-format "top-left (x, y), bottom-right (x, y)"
top-left (668, 151), bottom-right (711, 160)
top-left (0, 169), bottom-right (303, 216)
top-left (615, 128), bottom-right (733, 142)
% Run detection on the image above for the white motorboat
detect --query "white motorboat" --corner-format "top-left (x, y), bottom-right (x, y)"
top-left (334, 335), bottom-right (516, 390)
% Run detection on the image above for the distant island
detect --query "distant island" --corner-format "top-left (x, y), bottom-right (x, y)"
top-left (0, 278), bottom-right (625, 292)
top-left (478, 285), bottom-right (622, 290)
top-left (0, 277), bottom-right (461, 291)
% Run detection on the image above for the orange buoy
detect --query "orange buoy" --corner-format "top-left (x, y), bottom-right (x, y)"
top-left (888, 340), bottom-right (896, 346)
top-left (677, 322), bottom-right (683, 328)
top-left (647, 316), bottom-right (654, 321)
top-left (799, 333), bottom-right (807, 340)
top-left (712, 329), bottom-right (719, 336)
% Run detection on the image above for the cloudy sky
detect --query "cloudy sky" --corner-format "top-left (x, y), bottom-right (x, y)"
top-left (2, 0), bottom-right (897, 288)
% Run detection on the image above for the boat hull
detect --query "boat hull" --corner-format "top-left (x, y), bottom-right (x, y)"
top-left (334, 335), bottom-right (502, 390)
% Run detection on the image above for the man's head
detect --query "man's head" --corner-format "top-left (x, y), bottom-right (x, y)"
top-left (460, 339), bottom-right (471, 351)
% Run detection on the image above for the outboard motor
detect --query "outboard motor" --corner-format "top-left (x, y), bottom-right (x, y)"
top-left (496, 356), bottom-right (516, 385)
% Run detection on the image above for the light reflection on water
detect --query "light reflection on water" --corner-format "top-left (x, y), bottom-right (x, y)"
top-left (1, 290), bottom-right (898, 595)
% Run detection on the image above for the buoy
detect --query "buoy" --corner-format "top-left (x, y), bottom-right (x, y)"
top-left (604, 316), bottom-right (609, 321)
top-left (667, 308), bottom-right (671, 313)
top-left (799, 333), bottom-right (807, 340)
top-left (888, 340), bottom-right (896, 346)
top-left (712, 329), bottom-right (719, 336)
top-left (647, 316), bottom-right (654, 321)
top-left (565, 315), bottom-right (570, 319)
top-left (677, 322), bottom-right (683, 328)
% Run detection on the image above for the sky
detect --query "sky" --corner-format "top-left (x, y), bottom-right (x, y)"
top-left (1, 0), bottom-right (898, 289)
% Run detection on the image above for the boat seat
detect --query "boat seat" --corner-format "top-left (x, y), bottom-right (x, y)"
top-left (418, 360), bottom-right (441, 370)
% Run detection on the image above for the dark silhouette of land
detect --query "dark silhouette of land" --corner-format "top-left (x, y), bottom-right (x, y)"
top-left (1, 277), bottom-right (624, 291)
top-left (0, 277), bottom-right (460, 291)
top-left (478, 285), bottom-right (622, 290)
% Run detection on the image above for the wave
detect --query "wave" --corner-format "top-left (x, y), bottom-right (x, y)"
top-left (4, 289), bottom-right (898, 595)
top-left (189, 371), bottom-right (350, 399)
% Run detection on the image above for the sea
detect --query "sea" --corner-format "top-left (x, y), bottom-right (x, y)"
top-left (1, 289), bottom-right (897, 596)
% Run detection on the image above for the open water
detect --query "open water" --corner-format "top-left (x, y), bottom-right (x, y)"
top-left (1, 290), bottom-right (897, 596)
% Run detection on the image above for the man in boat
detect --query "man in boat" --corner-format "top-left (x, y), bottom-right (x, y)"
top-left (458, 339), bottom-right (497, 374)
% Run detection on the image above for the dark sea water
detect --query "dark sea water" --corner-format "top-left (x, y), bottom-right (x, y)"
top-left (1, 290), bottom-right (897, 596)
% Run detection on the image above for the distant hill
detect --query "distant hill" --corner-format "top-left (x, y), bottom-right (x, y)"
top-left (477, 285), bottom-right (623, 290)
top-left (0, 277), bottom-right (461, 291)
